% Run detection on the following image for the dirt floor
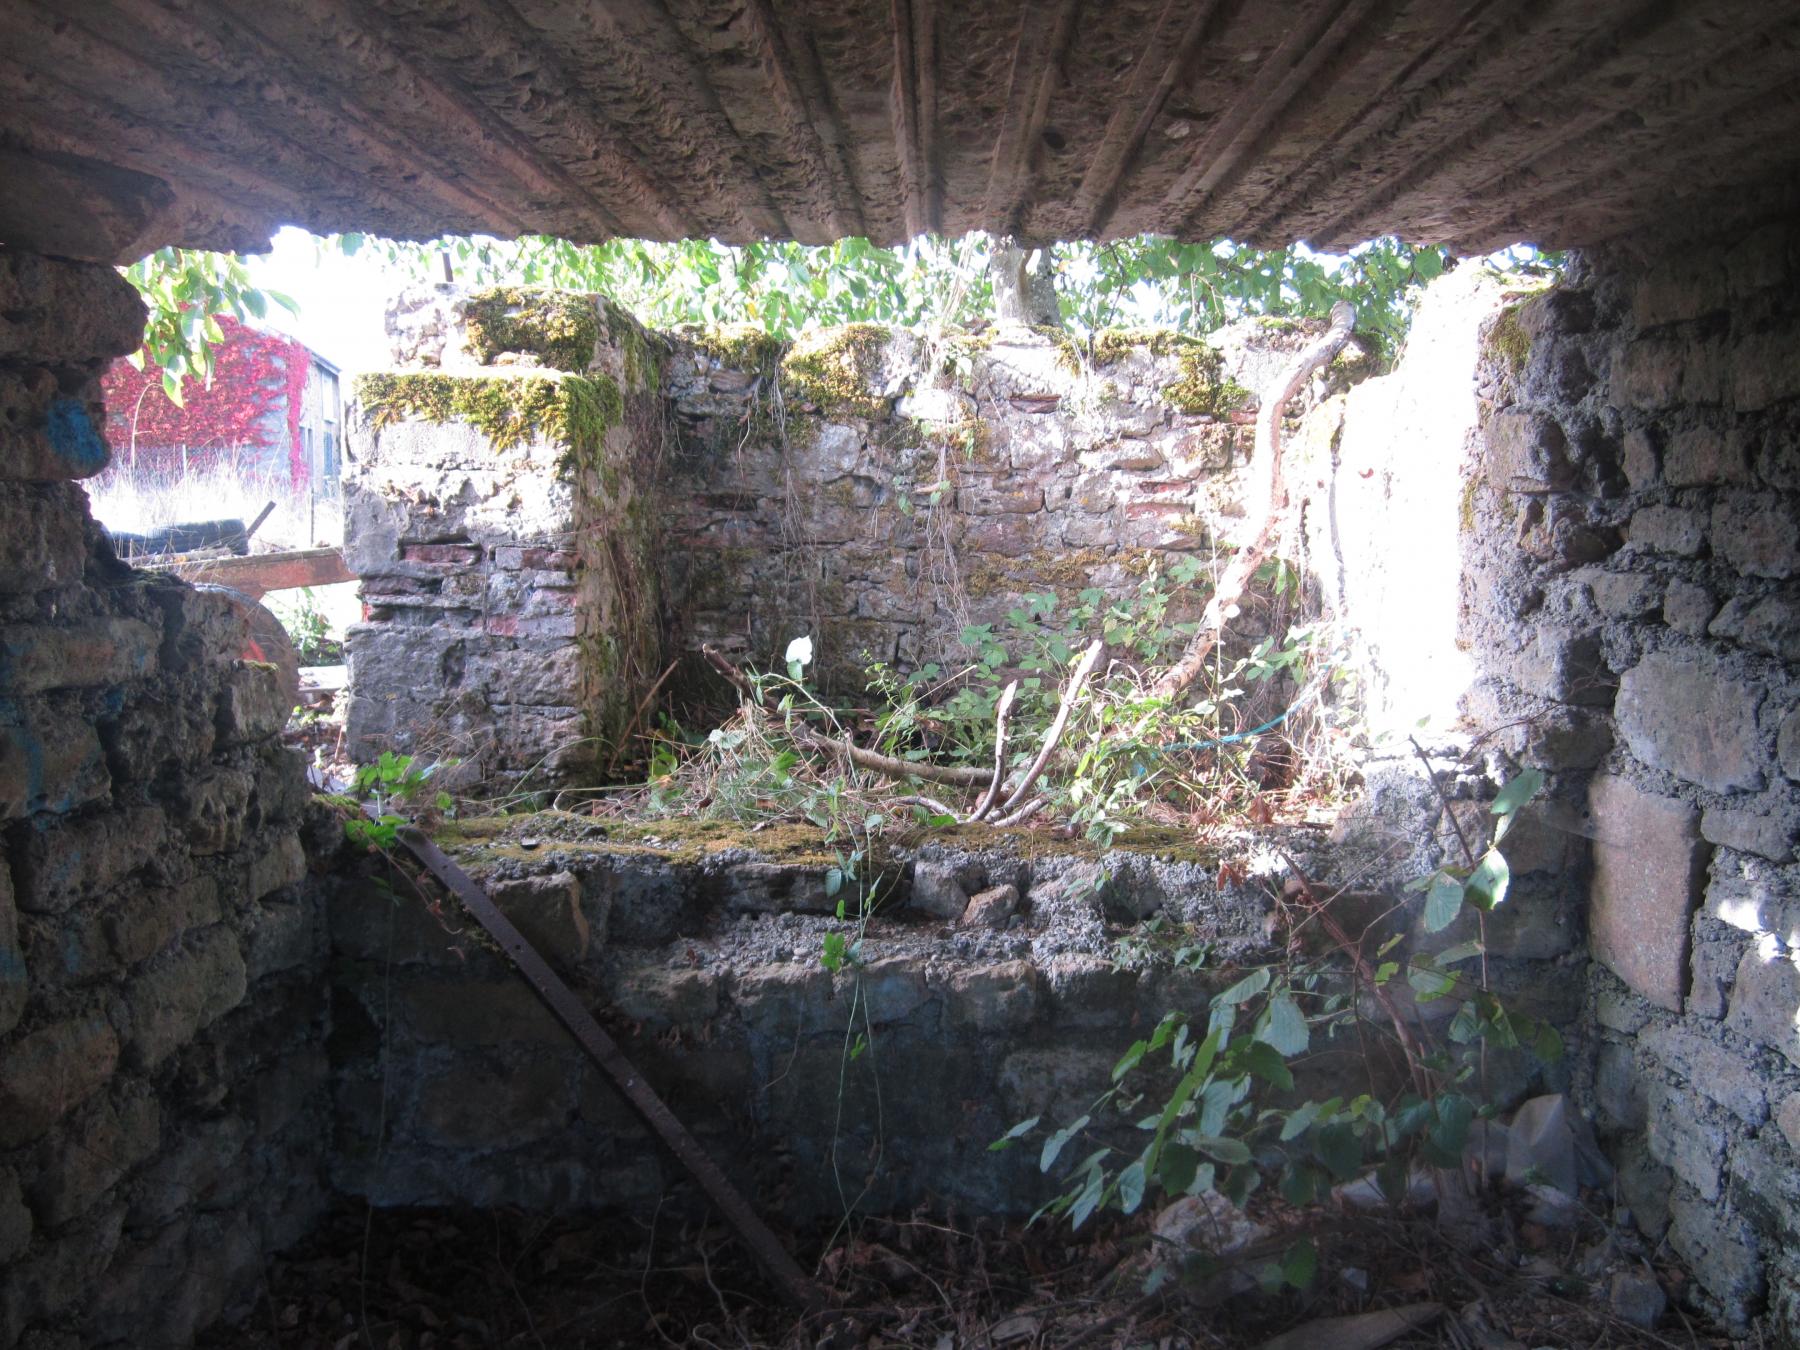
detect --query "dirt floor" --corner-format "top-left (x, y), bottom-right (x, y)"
top-left (204, 1183), bottom-right (1742, 1350)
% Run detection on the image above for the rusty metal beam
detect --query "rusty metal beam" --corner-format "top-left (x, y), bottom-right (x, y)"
top-left (395, 826), bottom-right (828, 1314)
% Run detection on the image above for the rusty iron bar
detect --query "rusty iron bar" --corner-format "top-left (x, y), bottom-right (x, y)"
top-left (395, 826), bottom-right (828, 1313)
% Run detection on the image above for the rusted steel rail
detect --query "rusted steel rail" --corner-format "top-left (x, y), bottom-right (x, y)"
top-left (394, 826), bottom-right (827, 1313)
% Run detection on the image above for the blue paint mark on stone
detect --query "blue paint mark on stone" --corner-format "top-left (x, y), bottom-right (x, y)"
top-left (47, 397), bottom-right (110, 474)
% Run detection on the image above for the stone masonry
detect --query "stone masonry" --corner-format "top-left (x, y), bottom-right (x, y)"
top-left (0, 249), bottom-right (331, 1347)
top-left (1450, 224), bottom-right (1800, 1333)
top-left (345, 289), bottom-right (1368, 793)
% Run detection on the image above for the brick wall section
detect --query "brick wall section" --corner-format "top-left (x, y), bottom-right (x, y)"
top-left (0, 249), bottom-right (331, 1348)
top-left (1460, 226), bottom-right (1800, 1332)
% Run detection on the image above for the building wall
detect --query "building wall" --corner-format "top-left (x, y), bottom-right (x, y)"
top-left (0, 250), bottom-right (330, 1348)
top-left (1458, 225), bottom-right (1800, 1332)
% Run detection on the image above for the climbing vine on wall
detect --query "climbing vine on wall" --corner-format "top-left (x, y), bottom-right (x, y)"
top-left (101, 315), bottom-right (309, 479)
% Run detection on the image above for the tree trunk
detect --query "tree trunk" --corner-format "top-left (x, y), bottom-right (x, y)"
top-left (989, 237), bottom-right (1061, 327)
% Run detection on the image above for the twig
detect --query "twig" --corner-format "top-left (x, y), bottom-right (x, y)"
top-left (607, 657), bottom-right (681, 775)
top-left (1151, 302), bottom-right (1355, 701)
top-left (967, 680), bottom-right (1018, 823)
top-left (992, 796), bottom-right (1047, 828)
top-left (701, 644), bottom-right (992, 789)
top-left (1278, 849), bottom-right (1435, 1101)
top-left (999, 640), bottom-right (1104, 814)
top-left (894, 793), bottom-right (957, 819)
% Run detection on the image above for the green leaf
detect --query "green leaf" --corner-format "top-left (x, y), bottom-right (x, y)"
top-left (1215, 967), bottom-right (1271, 1006)
top-left (1189, 1134), bottom-right (1252, 1165)
top-left (1422, 872), bottom-right (1465, 933)
top-left (1112, 1039), bottom-right (1149, 1082)
top-left (1241, 1040), bottom-right (1294, 1092)
top-left (1069, 1164), bottom-right (1106, 1229)
top-left (1116, 1159), bottom-right (1148, 1214)
top-left (820, 932), bottom-right (847, 972)
top-left (1157, 1142), bottom-right (1200, 1194)
top-left (1490, 768), bottom-right (1545, 816)
top-left (990, 1115), bottom-right (1040, 1151)
top-left (1040, 1115), bottom-right (1090, 1174)
top-left (1258, 993), bottom-right (1309, 1056)
top-left (1316, 1122), bottom-right (1362, 1180)
top-left (1466, 849), bottom-right (1511, 911)
top-left (1281, 1238), bottom-right (1318, 1289)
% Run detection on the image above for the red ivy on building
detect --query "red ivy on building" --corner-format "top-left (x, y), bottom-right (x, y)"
top-left (102, 315), bottom-right (312, 482)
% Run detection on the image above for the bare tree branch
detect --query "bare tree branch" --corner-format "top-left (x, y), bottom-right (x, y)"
top-left (1150, 302), bottom-right (1355, 702)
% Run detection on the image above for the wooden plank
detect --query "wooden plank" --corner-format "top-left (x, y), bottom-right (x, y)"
top-left (158, 546), bottom-right (355, 599)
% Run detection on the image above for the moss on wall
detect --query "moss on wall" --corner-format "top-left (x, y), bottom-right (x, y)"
top-left (681, 323), bottom-right (787, 376)
top-left (1484, 304), bottom-right (1532, 376)
top-left (1161, 344), bottom-right (1253, 417)
top-left (781, 324), bottom-right (893, 419)
top-left (1057, 327), bottom-right (1211, 373)
top-left (463, 288), bottom-right (601, 372)
top-left (355, 370), bottom-right (621, 456)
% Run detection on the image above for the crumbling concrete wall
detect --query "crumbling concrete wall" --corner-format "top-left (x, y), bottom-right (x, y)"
top-left (0, 250), bottom-right (330, 1346)
top-left (1447, 226), bottom-right (1800, 1332)
top-left (343, 288), bottom-right (667, 795)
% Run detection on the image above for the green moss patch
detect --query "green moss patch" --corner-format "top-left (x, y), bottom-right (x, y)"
top-left (780, 324), bottom-right (893, 420)
top-left (463, 288), bottom-right (600, 372)
top-left (355, 370), bottom-right (621, 456)
top-left (1162, 345), bottom-right (1253, 417)
top-left (1484, 304), bottom-right (1531, 377)
top-left (680, 323), bottom-right (787, 376)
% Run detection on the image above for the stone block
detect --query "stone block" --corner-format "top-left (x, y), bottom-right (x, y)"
top-left (0, 1168), bottom-right (30, 1264)
top-left (1709, 593), bottom-right (1800, 662)
top-left (0, 707), bottom-right (109, 821)
top-left (0, 1203), bottom-right (124, 1340)
top-left (1616, 650), bottom-right (1765, 793)
top-left (1701, 802), bottom-right (1797, 863)
top-left (214, 662), bottom-right (292, 746)
top-left (1641, 1026), bottom-right (1766, 1124)
top-left (609, 966), bottom-right (719, 1029)
top-left (490, 871), bottom-right (589, 962)
top-left (1776, 1092), bottom-right (1800, 1151)
top-left (414, 1055), bottom-right (574, 1149)
top-left (1782, 706), bottom-right (1800, 782)
top-left (908, 859), bottom-right (973, 920)
top-left (1620, 427), bottom-right (1658, 490)
top-left (1614, 334), bottom-right (1726, 409)
top-left (1593, 1040), bottom-right (1645, 1131)
top-left (942, 962), bottom-right (1039, 1034)
top-left (1668, 1185), bottom-right (1765, 1321)
top-left (1662, 579), bottom-right (1715, 635)
top-left (1729, 1130), bottom-right (1800, 1249)
top-left (1713, 496), bottom-right (1800, 579)
top-left (1487, 410), bottom-right (1572, 489)
top-left (101, 693), bottom-right (216, 781)
top-left (240, 895), bottom-right (319, 982)
top-left (1499, 626), bottom-right (1613, 705)
top-left (1689, 931), bottom-right (1742, 1019)
top-left (103, 874), bottom-right (221, 971)
top-left (0, 619), bottom-right (159, 697)
top-left (0, 864), bottom-right (23, 1036)
top-left (1587, 569), bottom-right (1659, 619)
top-left (0, 480), bottom-right (88, 593)
top-left (1626, 505), bottom-right (1706, 557)
top-left (395, 977), bottom-right (564, 1045)
top-left (14, 806), bottom-right (168, 913)
top-left (1725, 945), bottom-right (1800, 1068)
top-left (0, 251), bottom-right (145, 366)
top-left (124, 927), bottom-right (248, 1071)
top-left (126, 1117), bottom-right (250, 1228)
top-left (176, 767), bottom-right (255, 855)
top-left (1646, 1081), bottom-right (1727, 1200)
top-left (1664, 422), bottom-right (1750, 486)
top-left (243, 828), bottom-right (308, 900)
top-left (1731, 326), bottom-right (1800, 411)
top-left (27, 1085), bottom-right (160, 1228)
top-left (1588, 775), bottom-right (1707, 1011)
top-left (961, 883), bottom-right (1019, 927)
top-left (0, 1014), bottom-right (119, 1147)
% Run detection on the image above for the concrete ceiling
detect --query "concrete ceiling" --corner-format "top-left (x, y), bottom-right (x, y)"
top-left (2, 0), bottom-right (1798, 264)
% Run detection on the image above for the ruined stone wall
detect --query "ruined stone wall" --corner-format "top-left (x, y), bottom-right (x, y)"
top-left (324, 820), bottom-right (1280, 1221)
top-left (343, 289), bottom-right (667, 796)
top-left (0, 250), bottom-right (330, 1347)
top-left (661, 320), bottom-right (1366, 695)
top-left (1450, 226), bottom-right (1800, 1332)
